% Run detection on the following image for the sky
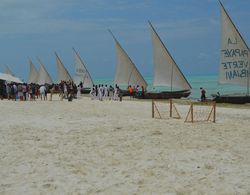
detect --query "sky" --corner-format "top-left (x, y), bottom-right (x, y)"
top-left (0, 0), bottom-right (249, 82)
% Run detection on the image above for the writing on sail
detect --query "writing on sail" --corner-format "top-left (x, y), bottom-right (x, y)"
top-left (222, 49), bottom-right (248, 58)
top-left (76, 68), bottom-right (86, 74)
top-left (228, 37), bottom-right (237, 45)
top-left (221, 42), bottom-right (249, 80)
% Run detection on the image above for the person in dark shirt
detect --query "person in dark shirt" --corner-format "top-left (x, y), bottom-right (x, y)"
top-left (200, 87), bottom-right (206, 101)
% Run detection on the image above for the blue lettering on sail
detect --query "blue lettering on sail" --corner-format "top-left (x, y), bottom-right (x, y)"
top-left (221, 47), bottom-right (249, 81)
top-left (223, 61), bottom-right (248, 70)
top-left (228, 37), bottom-right (237, 45)
top-left (76, 68), bottom-right (86, 74)
top-left (221, 49), bottom-right (248, 58)
top-left (225, 69), bottom-right (249, 80)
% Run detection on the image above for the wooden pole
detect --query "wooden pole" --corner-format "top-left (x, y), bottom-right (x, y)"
top-left (154, 103), bottom-right (162, 119)
top-left (207, 104), bottom-right (213, 122)
top-left (173, 104), bottom-right (181, 119)
top-left (170, 99), bottom-right (172, 118)
top-left (191, 103), bottom-right (194, 123)
top-left (152, 100), bottom-right (154, 118)
top-left (185, 104), bottom-right (192, 122)
top-left (213, 102), bottom-right (216, 123)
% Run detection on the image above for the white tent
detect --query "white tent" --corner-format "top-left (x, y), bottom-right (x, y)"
top-left (0, 72), bottom-right (23, 83)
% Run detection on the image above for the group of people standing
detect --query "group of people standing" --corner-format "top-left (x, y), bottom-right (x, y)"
top-left (127, 85), bottom-right (145, 98)
top-left (0, 81), bottom-right (49, 101)
top-left (0, 79), bottom-right (78, 101)
top-left (89, 84), bottom-right (121, 101)
top-left (58, 80), bottom-right (78, 101)
top-left (1, 79), bottom-right (209, 102)
top-left (0, 79), bottom-right (125, 102)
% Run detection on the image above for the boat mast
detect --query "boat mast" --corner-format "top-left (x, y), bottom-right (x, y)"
top-left (248, 64), bottom-right (250, 96)
top-left (170, 64), bottom-right (173, 92)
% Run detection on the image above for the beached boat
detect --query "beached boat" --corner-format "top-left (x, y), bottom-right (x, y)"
top-left (109, 30), bottom-right (148, 96)
top-left (37, 58), bottom-right (53, 85)
top-left (55, 52), bottom-right (72, 83)
top-left (72, 48), bottom-right (94, 93)
top-left (142, 90), bottom-right (191, 99)
top-left (212, 2), bottom-right (250, 104)
top-left (212, 94), bottom-right (250, 104)
top-left (140, 22), bottom-right (191, 99)
top-left (28, 59), bottom-right (39, 84)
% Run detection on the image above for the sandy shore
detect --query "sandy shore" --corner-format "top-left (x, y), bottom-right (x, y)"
top-left (0, 95), bottom-right (250, 194)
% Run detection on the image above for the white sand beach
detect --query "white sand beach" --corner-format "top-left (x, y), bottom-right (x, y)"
top-left (1, 96), bottom-right (250, 194)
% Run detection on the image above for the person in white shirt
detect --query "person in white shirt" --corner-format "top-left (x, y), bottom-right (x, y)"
top-left (77, 85), bottom-right (81, 99)
top-left (89, 85), bottom-right (96, 100)
top-left (108, 85), bottom-right (114, 100)
top-left (12, 84), bottom-right (17, 101)
top-left (98, 85), bottom-right (103, 101)
top-left (39, 85), bottom-right (46, 100)
top-left (104, 85), bottom-right (108, 100)
top-left (114, 85), bottom-right (119, 101)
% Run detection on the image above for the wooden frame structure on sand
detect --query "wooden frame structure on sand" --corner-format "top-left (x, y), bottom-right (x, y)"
top-left (152, 99), bottom-right (181, 119)
top-left (151, 99), bottom-right (216, 123)
top-left (184, 101), bottom-right (216, 123)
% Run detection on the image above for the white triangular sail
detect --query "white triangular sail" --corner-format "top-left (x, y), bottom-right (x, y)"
top-left (219, 2), bottom-right (250, 89)
top-left (73, 48), bottom-right (94, 88)
top-left (5, 65), bottom-right (14, 76)
top-left (149, 22), bottom-right (191, 91)
top-left (110, 31), bottom-right (148, 88)
top-left (55, 52), bottom-right (72, 83)
top-left (37, 59), bottom-right (53, 85)
top-left (28, 59), bottom-right (39, 84)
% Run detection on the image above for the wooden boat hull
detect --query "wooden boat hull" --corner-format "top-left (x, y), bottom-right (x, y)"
top-left (119, 90), bottom-right (130, 97)
top-left (53, 87), bottom-right (91, 94)
top-left (212, 95), bottom-right (250, 104)
top-left (136, 90), bottom-right (191, 99)
top-left (81, 88), bottom-right (91, 94)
